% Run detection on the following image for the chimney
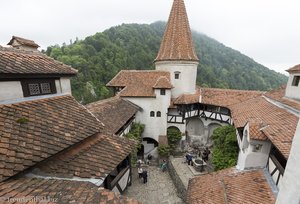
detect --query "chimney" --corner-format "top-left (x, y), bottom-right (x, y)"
top-left (7, 36), bottom-right (40, 51)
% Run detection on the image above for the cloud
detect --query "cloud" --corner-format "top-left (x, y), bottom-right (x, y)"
top-left (1, 0), bottom-right (299, 73)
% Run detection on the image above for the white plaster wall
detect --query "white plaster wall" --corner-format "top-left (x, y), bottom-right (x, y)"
top-left (276, 120), bottom-right (300, 204)
top-left (237, 136), bottom-right (271, 170)
top-left (118, 168), bottom-right (130, 191)
top-left (155, 61), bottom-right (198, 98)
top-left (0, 81), bottom-right (24, 101)
top-left (186, 118), bottom-right (205, 136)
top-left (123, 89), bottom-right (171, 142)
top-left (285, 73), bottom-right (300, 100)
top-left (237, 125), bottom-right (272, 170)
top-left (56, 78), bottom-right (72, 95)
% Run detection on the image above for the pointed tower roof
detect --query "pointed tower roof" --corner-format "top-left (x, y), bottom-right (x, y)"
top-left (155, 0), bottom-right (199, 62)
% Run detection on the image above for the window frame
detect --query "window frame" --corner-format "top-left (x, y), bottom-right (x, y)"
top-left (174, 71), bottom-right (181, 79)
top-left (150, 111), bottom-right (155, 117)
top-left (292, 76), bottom-right (300, 86)
top-left (160, 89), bottom-right (166, 95)
top-left (21, 79), bottom-right (57, 97)
top-left (156, 111), bottom-right (161, 117)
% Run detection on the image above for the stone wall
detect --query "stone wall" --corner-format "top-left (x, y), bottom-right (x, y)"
top-left (167, 156), bottom-right (187, 202)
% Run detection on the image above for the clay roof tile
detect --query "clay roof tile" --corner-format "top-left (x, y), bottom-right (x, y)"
top-left (155, 0), bottom-right (199, 62)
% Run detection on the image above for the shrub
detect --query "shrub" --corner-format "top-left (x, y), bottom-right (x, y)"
top-left (125, 122), bottom-right (145, 165)
top-left (167, 127), bottom-right (182, 154)
top-left (158, 144), bottom-right (171, 157)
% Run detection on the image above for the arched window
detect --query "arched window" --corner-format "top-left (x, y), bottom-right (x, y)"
top-left (156, 111), bottom-right (161, 117)
top-left (150, 111), bottom-right (155, 117)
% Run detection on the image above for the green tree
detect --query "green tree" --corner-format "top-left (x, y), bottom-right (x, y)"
top-left (167, 127), bottom-right (182, 154)
top-left (44, 22), bottom-right (287, 104)
top-left (211, 125), bottom-right (239, 170)
top-left (124, 123), bottom-right (145, 165)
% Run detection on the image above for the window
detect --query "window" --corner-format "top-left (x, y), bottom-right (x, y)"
top-left (292, 76), bottom-right (300, 86)
top-left (156, 111), bottom-right (161, 117)
top-left (174, 71), bottom-right (180, 79)
top-left (28, 84), bottom-right (40, 95)
top-left (160, 89), bottom-right (166, 95)
top-left (40, 83), bottom-right (51, 94)
top-left (150, 111), bottom-right (155, 117)
top-left (21, 79), bottom-right (57, 97)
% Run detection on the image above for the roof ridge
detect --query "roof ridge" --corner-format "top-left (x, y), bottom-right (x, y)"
top-left (86, 96), bottom-right (120, 107)
top-left (202, 87), bottom-right (264, 93)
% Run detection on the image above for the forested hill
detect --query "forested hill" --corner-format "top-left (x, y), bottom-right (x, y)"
top-left (44, 21), bottom-right (287, 104)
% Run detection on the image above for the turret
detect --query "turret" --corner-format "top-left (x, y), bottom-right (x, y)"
top-left (155, 0), bottom-right (199, 98)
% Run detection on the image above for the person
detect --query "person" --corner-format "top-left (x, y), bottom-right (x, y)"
top-left (137, 158), bottom-right (142, 168)
top-left (138, 167), bottom-right (143, 178)
top-left (146, 154), bottom-right (152, 165)
top-left (142, 170), bottom-right (148, 184)
top-left (186, 153), bottom-right (193, 165)
top-left (202, 147), bottom-right (210, 162)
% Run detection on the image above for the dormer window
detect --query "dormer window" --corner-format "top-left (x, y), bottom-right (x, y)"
top-left (21, 79), bottom-right (56, 97)
top-left (160, 89), bottom-right (166, 95)
top-left (292, 76), bottom-right (300, 86)
top-left (174, 71), bottom-right (181, 79)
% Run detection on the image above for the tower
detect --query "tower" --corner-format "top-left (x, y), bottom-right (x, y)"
top-left (154, 0), bottom-right (199, 98)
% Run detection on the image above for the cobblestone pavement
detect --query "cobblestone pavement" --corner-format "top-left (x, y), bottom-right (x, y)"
top-left (123, 165), bottom-right (184, 204)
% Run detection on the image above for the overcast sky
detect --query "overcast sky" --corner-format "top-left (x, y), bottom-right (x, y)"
top-left (1, 0), bottom-right (299, 74)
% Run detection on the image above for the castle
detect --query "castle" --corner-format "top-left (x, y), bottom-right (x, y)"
top-left (0, 0), bottom-right (299, 203)
top-left (106, 0), bottom-right (300, 203)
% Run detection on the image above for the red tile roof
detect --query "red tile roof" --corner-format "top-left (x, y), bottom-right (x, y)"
top-left (248, 122), bottom-right (268, 141)
top-left (187, 168), bottom-right (276, 204)
top-left (173, 87), bottom-right (263, 106)
top-left (155, 0), bottom-right (199, 62)
top-left (107, 70), bottom-right (171, 97)
top-left (86, 97), bottom-right (140, 134)
top-left (0, 178), bottom-right (140, 203)
top-left (265, 85), bottom-right (300, 112)
top-left (202, 88), bottom-right (263, 107)
top-left (231, 96), bottom-right (298, 158)
top-left (286, 64), bottom-right (300, 73)
top-left (7, 36), bottom-right (40, 48)
top-left (153, 76), bottom-right (173, 89)
top-left (0, 95), bottom-right (102, 182)
top-left (0, 46), bottom-right (77, 76)
top-left (35, 133), bottom-right (135, 179)
top-left (173, 87), bottom-right (200, 104)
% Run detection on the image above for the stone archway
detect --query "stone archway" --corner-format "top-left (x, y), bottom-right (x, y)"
top-left (186, 117), bottom-right (205, 145)
top-left (207, 123), bottom-right (222, 146)
top-left (186, 117), bottom-right (205, 136)
top-left (142, 137), bottom-right (159, 160)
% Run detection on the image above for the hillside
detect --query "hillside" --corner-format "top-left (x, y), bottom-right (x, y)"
top-left (44, 22), bottom-right (287, 104)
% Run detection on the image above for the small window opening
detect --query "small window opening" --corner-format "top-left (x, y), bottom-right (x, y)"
top-left (292, 76), bottom-right (300, 86)
top-left (160, 89), bottom-right (166, 95)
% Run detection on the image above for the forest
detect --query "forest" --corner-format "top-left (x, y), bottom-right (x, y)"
top-left (44, 22), bottom-right (287, 104)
